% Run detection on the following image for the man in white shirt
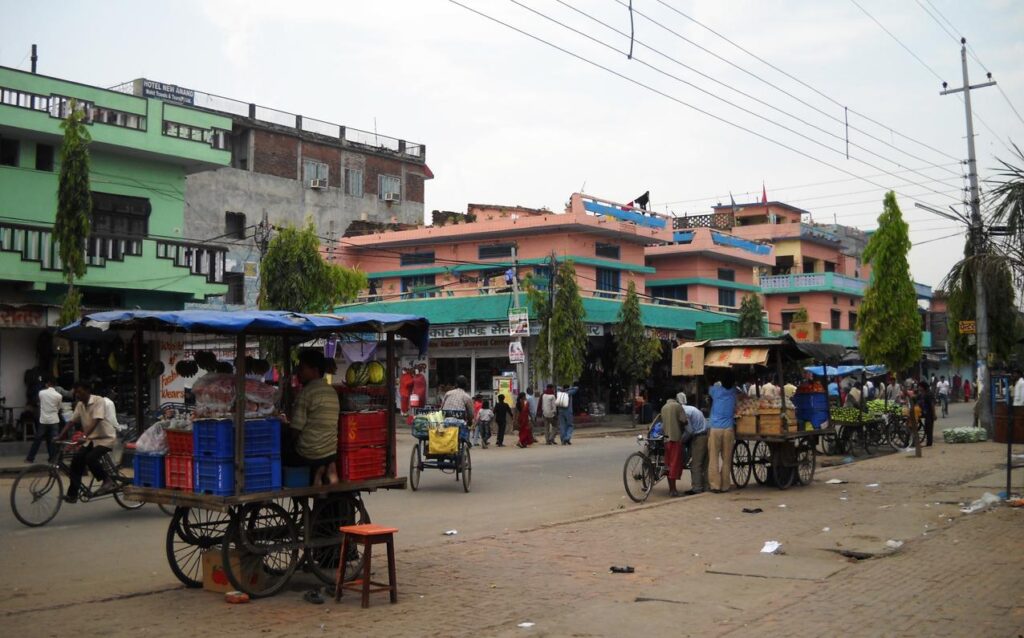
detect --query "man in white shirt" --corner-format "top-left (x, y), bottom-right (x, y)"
top-left (26, 377), bottom-right (64, 463)
top-left (936, 376), bottom-right (951, 417)
top-left (61, 380), bottom-right (117, 502)
top-left (1013, 371), bottom-right (1024, 408)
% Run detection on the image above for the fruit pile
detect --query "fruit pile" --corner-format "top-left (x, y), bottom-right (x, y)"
top-left (735, 394), bottom-right (794, 416)
top-left (829, 406), bottom-right (866, 422)
top-left (942, 427), bottom-right (987, 444)
top-left (344, 361), bottom-right (386, 386)
top-left (866, 399), bottom-right (903, 417)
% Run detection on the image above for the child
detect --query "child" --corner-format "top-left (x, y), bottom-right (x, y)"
top-left (474, 400), bottom-right (494, 449)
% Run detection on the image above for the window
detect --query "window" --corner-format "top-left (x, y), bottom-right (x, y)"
top-left (823, 261), bottom-right (836, 273)
top-left (1, 86), bottom-right (50, 111)
top-left (91, 192), bottom-right (151, 237)
top-left (0, 138), bottom-right (19, 166)
top-left (478, 243), bottom-right (514, 260)
top-left (786, 295), bottom-right (800, 304)
top-left (224, 272), bottom-right (245, 304)
top-left (401, 274), bottom-right (436, 299)
top-left (849, 312), bottom-right (858, 331)
top-left (717, 268), bottom-right (735, 282)
top-left (718, 288), bottom-right (736, 307)
top-left (91, 106), bottom-right (145, 130)
top-left (832, 295), bottom-right (838, 304)
top-left (831, 309), bottom-right (841, 330)
top-left (48, 96), bottom-right (93, 121)
top-left (531, 265), bottom-right (552, 290)
top-left (781, 311), bottom-right (795, 331)
top-left (35, 143), bottom-right (54, 171)
top-left (378, 174), bottom-right (401, 200)
top-left (400, 251), bottom-right (435, 266)
top-left (163, 121), bottom-right (228, 149)
top-left (650, 285), bottom-right (688, 301)
top-left (850, 298), bottom-right (856, 307)
top-left (595, 242), bottom-right (620, 260)
top-left (303, 159), bottom-right (329, 186)
top-left (596, 268), bottom-right (620, 298)
top-left (345, 168), bottom-right (363, 197)
top-left (225, 212), bottom-right (246, 239)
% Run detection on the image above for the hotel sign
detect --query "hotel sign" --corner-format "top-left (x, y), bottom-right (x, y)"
top-left (140, 79), bottom-right (195, 105)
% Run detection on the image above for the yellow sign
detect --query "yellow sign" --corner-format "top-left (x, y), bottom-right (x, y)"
top-left (958, 320), bottom-right (976, 334)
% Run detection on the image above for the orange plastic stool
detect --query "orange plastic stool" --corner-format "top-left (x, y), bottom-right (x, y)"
top-left (334, 523), bottom-right (398, 608)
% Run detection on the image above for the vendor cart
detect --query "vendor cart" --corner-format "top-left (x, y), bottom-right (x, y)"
top-left (61, 310), bottom-right (429, 598)
top-left (408, 408), bottom-right (472, 493)
top-left (674, 335), bottom-right (845, 490)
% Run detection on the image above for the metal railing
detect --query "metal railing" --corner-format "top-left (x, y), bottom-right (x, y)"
top-left (760, 272), bottom-right (868, 294)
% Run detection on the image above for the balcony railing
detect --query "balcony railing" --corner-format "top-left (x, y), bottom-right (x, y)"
top-left (0, 220), bottom-right (225, 283)
top-left (760, 272), bottom-right (867, 295)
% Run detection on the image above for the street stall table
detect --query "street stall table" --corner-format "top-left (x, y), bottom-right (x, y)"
top-left (674, 335), bottom-right (845, 490)
top-left (61, 310), bottom-right (429, 598)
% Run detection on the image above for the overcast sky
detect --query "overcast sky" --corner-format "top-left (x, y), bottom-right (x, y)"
top-left (2, 0), bottom-right (1022, 290)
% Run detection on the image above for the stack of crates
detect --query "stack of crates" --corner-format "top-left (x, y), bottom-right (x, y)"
top-left (164, 428), bottom-right (194, 491)
top-left (133, 452), bottom-right (166, 488)
top-left (337, 410), bottom-right (388, 481)
top-left (193, 418), bottom-right (282, 495)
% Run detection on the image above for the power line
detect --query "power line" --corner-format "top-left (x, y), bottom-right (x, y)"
top-left (449, 0), bottom-right (960, 214)
top-left (850, 0), bottom-right (946, 82)
top-left (553, 0), bottom-right (963, 184)
top-left (912, 230), bottom-right (963, 246)
top-left (646, 0), bottom-right (963, 164)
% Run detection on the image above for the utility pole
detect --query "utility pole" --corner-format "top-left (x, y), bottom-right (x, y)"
top-left (940, 38), bottom-right (997, 436)
top-left (510, 244), bottom-right (525, 391)
top-left (548, 252), bottom-right (556, 387)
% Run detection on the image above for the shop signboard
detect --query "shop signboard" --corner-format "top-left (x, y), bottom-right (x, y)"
top-left (508, 310), bottom-right (530, 337)
top-left (509, 340), bottom-right (525, 364)
top-left (429, 322), bottom-right (603, 340)
top-left (0, 307), bottom-right (47, 328)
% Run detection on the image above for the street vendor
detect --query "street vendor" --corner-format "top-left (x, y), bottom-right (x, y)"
top-left (281, 350), bottom-right (340, 486)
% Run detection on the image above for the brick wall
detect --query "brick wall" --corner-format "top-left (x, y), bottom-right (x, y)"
top-left (363, 155), bottom-right (403, 198)
top-left (406, 173), bottom-right (424, 203)
top-left (252, 129), bottom-right (298, 179)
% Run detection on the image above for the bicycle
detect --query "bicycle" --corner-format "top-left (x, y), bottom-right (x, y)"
top-left (623, 431), bottom-right (666, 502)
top-left (10, 439), bottom-right (144, 527)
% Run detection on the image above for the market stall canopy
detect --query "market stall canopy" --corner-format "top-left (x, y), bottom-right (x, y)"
top-left (60, 310), bottom-right (431, 355)
top-left (702, 335), bottom-right (846, 364)
top-left (803, 364), bottom-right (888, 377)
top-left (705, 346), bottom-right (770, 367)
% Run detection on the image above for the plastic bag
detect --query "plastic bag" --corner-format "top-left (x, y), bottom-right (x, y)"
top-left (136, 423), bottom-right (169, 454)
top-left (191, 373), bottom-right (280, 418)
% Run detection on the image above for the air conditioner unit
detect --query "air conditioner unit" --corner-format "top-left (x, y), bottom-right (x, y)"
top-left (383, 192), bottom-right (399, 202)
top-left (310, 178), bottom-right (328, 189)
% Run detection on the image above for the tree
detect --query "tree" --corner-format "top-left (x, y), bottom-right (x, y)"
top-left (259, 220), bottom-right (367, 312)
top-left (792, 306), bottom-right (809, 323)
top-left (614, 281), bottom-right (662, 397)
top-left (526, 260), bottom-right (587, 386)
top-left (859, 192), bottom-right (922, 374)
top-left (943, 241), bottom-right (1019, 366)
top-left (55, 100), bottom-right (92, 326)
top-left (738, 293), bottom-right (765, 337)
top-left (989, 143), bottom-right (1024, 283)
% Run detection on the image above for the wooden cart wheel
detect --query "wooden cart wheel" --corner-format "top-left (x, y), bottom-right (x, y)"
top-left (796, 443), bottom-right (816, 486)
top-left (222, 502), bottom-right (300, 598)
top-left (409, 444), bottom-right (422, 491)
top-left (166, 506), bottom-right (232, 588)
top-left (751, 441), bottom-right (771, 485)
top-left (730, 440), bottom-right (752, 488)
top-left (303, 493), bottom-right (370, 586)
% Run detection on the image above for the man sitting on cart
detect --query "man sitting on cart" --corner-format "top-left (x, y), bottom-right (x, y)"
top-left (281, 350), bottom-right (340, 486)
top-left (441, 375), bottom-right (475, 422)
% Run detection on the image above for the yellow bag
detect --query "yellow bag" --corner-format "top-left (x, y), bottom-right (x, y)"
top-left (428, 426), bottom-right (459, 455)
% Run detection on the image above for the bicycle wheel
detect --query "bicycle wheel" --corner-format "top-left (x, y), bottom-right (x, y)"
top-left (304, 494), bottom-right (370, 586)
top-left (817, 430), bottom-right (838, 456)
top-left (846, 427), bottom-right (865, 458)
top-left (731, 440), bottom-right (752, 488)
top-left (796, 444), bottom-right (816, 486)
top-left (889, 417), bottom-right (912, 449)
top-left (10, 464), bottom-right (64, 527)
top-left (461, 442), bottom-right (472, 493)
top-left (751, 441), bottom-right (771, 485)
top-left (623, 452), bottom-right (654, 503)
top-left (166, 507), bottom-right (232, 588)
top-left (409, 444), bottom-right (422, 491)
top-left (223, 502), bottom-right (300, 598)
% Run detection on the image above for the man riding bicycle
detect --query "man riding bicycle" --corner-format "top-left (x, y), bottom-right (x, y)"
top-left (59, 380), bottom-right (117, 502)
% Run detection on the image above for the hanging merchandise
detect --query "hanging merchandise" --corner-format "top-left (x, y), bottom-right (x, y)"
top-left (340, 341), bottom-right (378, 363)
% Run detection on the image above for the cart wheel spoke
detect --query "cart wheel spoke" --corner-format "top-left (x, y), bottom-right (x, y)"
top-left (223, 502), bottom-right (300, 598)
top-left (751, 441), bottom-right (771, 485)
top-left (409, 444), bottom-right (422, 491)
top-left (10, 465), bottom-right (63, 527)
top-left (731, 440), bottom-right (752, 488)
top-left (166, 507), bottom-right (229, 588)
top-left (461, 443), bottom-right (472, 493)
top-left (623, 451), bottom-right (655, 502)
top-left (796, 443), bottom-right (816, 486)
top-left (303, 494), bottom-right (370, 586)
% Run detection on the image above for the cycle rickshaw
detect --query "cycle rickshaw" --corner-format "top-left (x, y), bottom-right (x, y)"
top-left (409, 407), bottom-right (472, 492)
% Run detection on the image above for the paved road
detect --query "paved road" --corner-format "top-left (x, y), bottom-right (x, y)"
top-left (0, 434), bottom-right (643, 613)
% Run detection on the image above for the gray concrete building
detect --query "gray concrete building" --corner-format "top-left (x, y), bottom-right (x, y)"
top-left (117, 79), bottom-right (431, 309)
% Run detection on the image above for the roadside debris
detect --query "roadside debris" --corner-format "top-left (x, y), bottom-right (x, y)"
top-left (884, 539), bottom-right (904, 550)
top-left (825, 479), bottom-right (847, 484)
top-left (866, 483), bottom-right (880, 488)
top-left (517, 622), bottom-right (536, 628)
top-left (742, 507), bottom-right (763, 514)
top-left (960, 492), bottom-right (1001, 514)
top-left (760, 541), bottom-right (783, 554)
top-left (444, 529), bottom-right (459, 535)
top-left (609, 566), bottom-right (635, 573)
top-left (822, 527), bottom-right (831, 532)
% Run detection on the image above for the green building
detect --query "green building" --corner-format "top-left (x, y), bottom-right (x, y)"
top-left (0, 65), bottom-right (231, 424)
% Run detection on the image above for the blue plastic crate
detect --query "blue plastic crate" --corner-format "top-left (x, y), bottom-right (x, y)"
top-left (133, 452), bottom-right (166, 488)
top-left (792, 393), bottom-right (829, 411)
top-left (193, 418), bottom-right (282, 460)
top-left (795, 406), bottom-right (830, 429)
top-left (194, 456), bottom-right (282, 496)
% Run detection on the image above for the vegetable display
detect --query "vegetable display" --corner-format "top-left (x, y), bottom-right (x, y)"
top-left (942, 427), bottom-right (987, 444)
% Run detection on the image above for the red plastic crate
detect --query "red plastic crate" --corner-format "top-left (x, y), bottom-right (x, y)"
top-left (165, 429), bottom-right (194, 456)
top-left (164, 455), bottom-right (194, 491)
top-left (338, 445), bottom-right (386, 482)
top-left (338, 410), bottom-right (388, 449)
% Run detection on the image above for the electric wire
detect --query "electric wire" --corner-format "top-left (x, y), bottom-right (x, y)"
top-left (551, 0), bottom-right (963, 184)
top-left (449, 0), bottom-right (961, 213)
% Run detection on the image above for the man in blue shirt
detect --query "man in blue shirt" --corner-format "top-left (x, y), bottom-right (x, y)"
top-left (708, 378), bottom-right (742, 493)
top-left (680, 399), bottom-right (708, 494)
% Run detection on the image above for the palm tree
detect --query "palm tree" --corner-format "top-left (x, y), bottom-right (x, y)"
top-left (988, 143), bottom-right (1024, 283)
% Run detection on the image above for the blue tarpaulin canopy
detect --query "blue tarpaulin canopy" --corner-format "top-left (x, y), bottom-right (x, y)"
top-left (61, 310), bottom-right (431, 355)
top-left (804, 364), bottom-right (888, 378)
